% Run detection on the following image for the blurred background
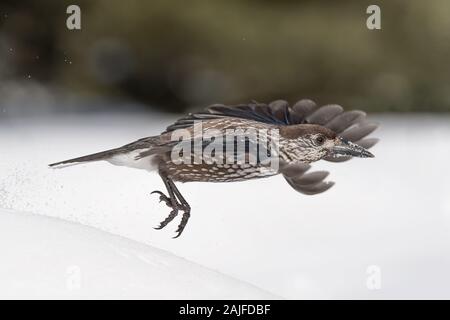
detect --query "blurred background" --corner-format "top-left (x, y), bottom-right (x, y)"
top-left (1, 0), bottom-right (450, 115)
top-left (1, 1), bottom-right (450, 299)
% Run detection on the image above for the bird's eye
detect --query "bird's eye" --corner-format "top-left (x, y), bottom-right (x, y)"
top-left (315, 135), bottom-right (325, 145)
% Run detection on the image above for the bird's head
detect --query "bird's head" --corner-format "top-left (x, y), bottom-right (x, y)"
top-left (279, 124), bottom-right (374, 163)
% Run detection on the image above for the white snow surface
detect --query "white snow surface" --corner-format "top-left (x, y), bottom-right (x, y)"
top-left (0, 208), bottom-right (276, 299)
top-left (1, 112), bottom-right (450, 299)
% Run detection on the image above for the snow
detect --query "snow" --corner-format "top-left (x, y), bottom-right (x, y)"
top-left (0, 208), bottom-right (276, 299)
top-left (1, 112), bottom-right (450, 299)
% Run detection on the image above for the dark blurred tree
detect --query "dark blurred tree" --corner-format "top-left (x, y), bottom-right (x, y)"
top-left (2, 0), bottom-right (450, 113)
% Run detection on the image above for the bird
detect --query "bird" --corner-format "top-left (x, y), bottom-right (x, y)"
top-left (49, 99), bottom-right (378, 238)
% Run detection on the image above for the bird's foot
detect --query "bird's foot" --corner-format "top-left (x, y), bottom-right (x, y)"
top-left (151, 190), bottom-right (191, 238)
top-left (173, 205), bottom-right (191, 238)
top-left (151, 190), bottom-right (172, 208)
top-left (154, 209), bottom-right (179, 230)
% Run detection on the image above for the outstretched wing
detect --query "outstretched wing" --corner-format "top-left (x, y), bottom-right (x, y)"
top-left (164, 99), bottom-right (378, 195)
top-left (280, 162), bottom-right (335, 195)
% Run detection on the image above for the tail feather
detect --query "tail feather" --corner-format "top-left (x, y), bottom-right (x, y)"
top-left (49, 148), bottom-right (119, 168)
top-left (49, 136), bottom-right (161, 168)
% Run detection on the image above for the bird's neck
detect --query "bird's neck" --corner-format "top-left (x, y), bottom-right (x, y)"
top-left (279, 139), bottom-right (320, 163)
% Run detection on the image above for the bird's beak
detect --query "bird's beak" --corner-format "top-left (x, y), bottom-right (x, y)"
top-left (329, 137), bottom-right (374, 158)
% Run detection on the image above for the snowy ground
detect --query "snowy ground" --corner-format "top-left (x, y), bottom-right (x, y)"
top-left (0, 209), bottom-right (276, 299)
top-left (1, 112), bottom-right (450, 299)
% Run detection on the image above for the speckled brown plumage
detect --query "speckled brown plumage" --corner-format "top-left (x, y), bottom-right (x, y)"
top-left (50, 99), bottom-right (379, 238)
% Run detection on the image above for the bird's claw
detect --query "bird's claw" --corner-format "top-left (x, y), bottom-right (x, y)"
top-left (154, 209), bottom-right (178, 230)
top-left (151, 190), bottom-right (191, 238)
top-left (151, 190), bottom-right (171, 207)
top-left (173, 210), bottom-right (190, 239)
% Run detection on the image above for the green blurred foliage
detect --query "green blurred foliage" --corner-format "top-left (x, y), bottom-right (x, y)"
top-left (1, 0), bottom-right (450, 112)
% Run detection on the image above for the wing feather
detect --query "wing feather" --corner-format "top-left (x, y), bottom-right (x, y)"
top-left (290, 99), bottom-right (318, 120)
top-left (325, 110), bottom-right (366, 133)
top-left (288, 171), bottom-right (330, 185)
top-left (354, 137), bottom-right (379, 149)
top-left (306, 104), bottom-right (343, 125)
top-left (285, 176), bottom-right (335, 195)
top-left (280, 162), bottom-right (334, 195)
top-left (340, 122), bottom-right (379, 141)
top-left (163, 98), bottom-right (378, 195)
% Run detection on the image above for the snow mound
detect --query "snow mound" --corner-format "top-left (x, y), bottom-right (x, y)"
top-left (3, 114), bottom-right (450, 298)
top-left (0, 209), bottom-right (277, 299)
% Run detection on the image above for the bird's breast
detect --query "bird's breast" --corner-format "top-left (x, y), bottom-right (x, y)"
top-left (166, 162), bottom-right (278, 182)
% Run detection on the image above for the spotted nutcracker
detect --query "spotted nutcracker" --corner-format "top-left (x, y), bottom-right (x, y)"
top-left (50, 99), bottom-right (378, 238)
